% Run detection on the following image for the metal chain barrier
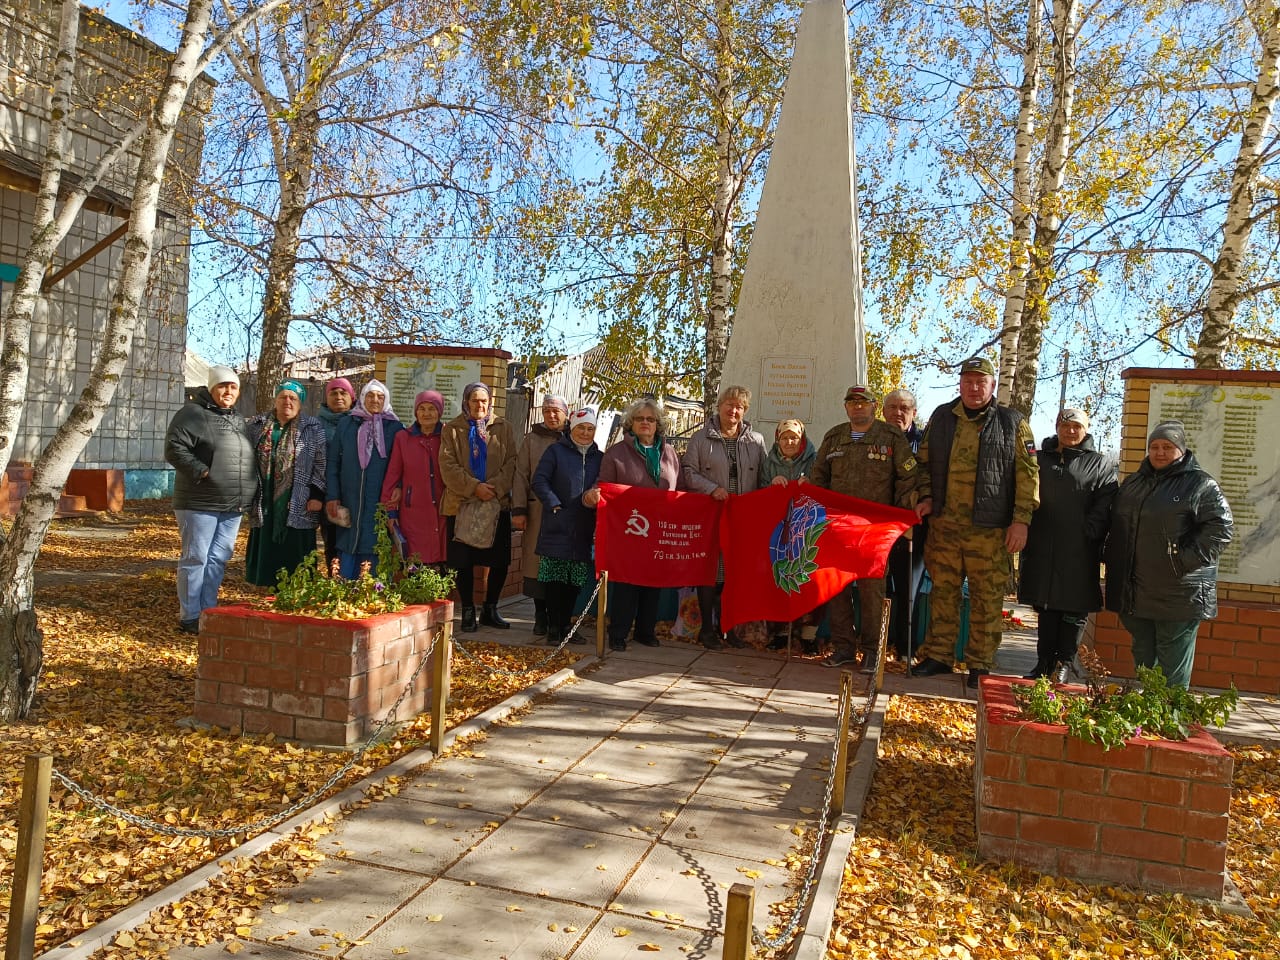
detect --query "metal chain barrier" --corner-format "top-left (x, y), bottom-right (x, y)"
top-left (50, 631), bottom-right (441, 840)
top-left (451, 578), bottom-right (603, 677)
top-left (752, 689), bottom-right (867, 952)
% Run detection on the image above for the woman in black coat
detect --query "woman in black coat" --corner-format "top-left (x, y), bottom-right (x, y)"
top-left (1104, 420), bottom-right (1233, 689)
top-left (532, 408), bottom-right (603, 645)
top-left (1018, 408), bottom-right (1117, 680)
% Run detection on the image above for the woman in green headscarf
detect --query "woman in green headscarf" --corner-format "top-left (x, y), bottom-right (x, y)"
top-left (245, 380), bottom-right (328, 586)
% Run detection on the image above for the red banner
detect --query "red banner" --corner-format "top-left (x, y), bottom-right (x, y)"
top-left (595, 483), bottom-right (721, 587)
top-left (719, 483), bottom-right (918, 630)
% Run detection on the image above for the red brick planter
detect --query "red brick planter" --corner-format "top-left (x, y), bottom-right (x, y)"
top-left (975, 676), bottom-right (1233, 899)
top-left (194, 600), bottom-right (453, 747)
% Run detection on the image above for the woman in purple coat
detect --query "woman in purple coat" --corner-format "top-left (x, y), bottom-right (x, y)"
top-left (381, 389), bottom-right (447, 567)
top-left (598, 399), bottom-right (684, 651)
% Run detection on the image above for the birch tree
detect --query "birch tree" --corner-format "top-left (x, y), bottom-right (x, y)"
top-left (198, 0), bottom-right (584, 406)
top-left (497, 0), bottom-right (800, 411)
top-left (0, 0), bottom-right (284, 722)
top-left (1195, 2), bottom-right (1280, 367)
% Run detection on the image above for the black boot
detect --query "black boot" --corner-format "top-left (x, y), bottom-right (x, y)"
top-left (1023, 656), bottom-right (1053, 680)
top-left (461, 606), bottom-right (478, 633)
top-left (480, 603), bottom-right (510, 629)
top-left (532, 600), bottom-right (548, 637)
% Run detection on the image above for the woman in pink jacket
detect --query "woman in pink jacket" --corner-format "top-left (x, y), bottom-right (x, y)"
top-left (381, 389), bottom-right (447, 567)
top-left (598, 398), bottom-right (684, 650)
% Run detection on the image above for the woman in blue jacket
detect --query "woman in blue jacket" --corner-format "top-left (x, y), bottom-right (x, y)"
top-left (326, 379), bottom-right (404, 578)
top-left (533, 407), bottom-right (603, 645)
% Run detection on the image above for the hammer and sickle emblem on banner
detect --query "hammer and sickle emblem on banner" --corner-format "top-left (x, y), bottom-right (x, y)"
top-left (624, 509), bottom-right (651, 537)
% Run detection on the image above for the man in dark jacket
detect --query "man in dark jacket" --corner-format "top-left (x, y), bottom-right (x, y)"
top-left (164, 366), bottom-right (258, 633)
top-left (911, 357), bottom-right (1040, 688)
top-left (1018, 408), bottom-right (1117, 680)
top-left (1104, 420), bottom-right (1232, 688)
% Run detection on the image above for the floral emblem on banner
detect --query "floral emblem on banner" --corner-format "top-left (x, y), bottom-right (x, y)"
top-left (769, 495), bottom-right (829, 594)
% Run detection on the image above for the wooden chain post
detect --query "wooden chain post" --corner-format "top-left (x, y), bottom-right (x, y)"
top-left (722, 881), bottom-right (756, 960)
top-left (429, 620), bottom-right (453, 754)
top-left (596, 570), bottom-right (608, 657)
top-left (830, 671), bottom-right (856, 818)
top-left (874, 597), bottom-right (892, 693)
top-left (6, 753), bottom-right (52, 960)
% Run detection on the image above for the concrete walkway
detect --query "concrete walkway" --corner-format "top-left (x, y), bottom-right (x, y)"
top-left (51, 597), bottom-right (1280, 960)
top-left (164, 629), bottom-right (862, 960)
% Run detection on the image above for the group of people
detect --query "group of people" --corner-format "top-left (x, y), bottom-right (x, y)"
top-left (166, 357), bottom-right (1233, 692)
top-left (164, 368), bottom-right (520, 634)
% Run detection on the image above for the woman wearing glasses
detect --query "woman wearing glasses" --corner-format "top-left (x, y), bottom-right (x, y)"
top-left (597, 398), bottom-right (685, 650)
top-left (681, 385), bottom-right (766, 648)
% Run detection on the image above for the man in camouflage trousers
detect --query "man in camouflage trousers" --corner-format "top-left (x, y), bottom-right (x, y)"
top-left (911, 357), bottom-right (1039, 688)
top-left (811, 385), bottom-right (920, 672)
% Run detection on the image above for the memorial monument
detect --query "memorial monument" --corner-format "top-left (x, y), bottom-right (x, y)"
top-left (719, 0), bottom-right (867, 438)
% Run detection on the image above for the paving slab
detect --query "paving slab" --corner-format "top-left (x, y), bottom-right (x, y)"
top-left (469, 721), bottom-right (604, 772)
top-left (610, 642), bottom-right (707, 667)
top-left (318, 796), bottom-right (499, 874)
top-left (252, 860), bottom-right (428, 953)
top-left (515, 770), bottom-right (692, 839)
top-left (615, 713), bottom-right (742, 757)
top-left (570, 913), bottom-right (722, 959)
top-left (546, 677), bottom-right (668, 712)
top-left (611, 842), bottom-right (794, 932)
top-left (444, 818), bottom-right (651, 907)
top-left (698, 754), bottom-right (830, 810)
top-left (664, 794), bottom-right (816, 862)
top-left (399, 757), bottom-right (550, 816)
top-left (345, 879), bottom-right (596, 960)
top-left (575, 735), bottom-right (721, 787)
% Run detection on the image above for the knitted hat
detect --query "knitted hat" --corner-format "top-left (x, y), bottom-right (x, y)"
top-left (325, 377), bottom-right (354, 398)
top-left (207, 365), bottom-right (239, 389)
top-left (414, 389), bottom-right (445, 416)
top-left (568, 407), bottom-right (598, 430)
top-left (1148, 420), bottom-right (1187, 452)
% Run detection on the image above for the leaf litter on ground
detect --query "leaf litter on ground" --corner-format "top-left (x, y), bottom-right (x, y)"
top-left (825, 695), bottom-right (1280, 960)
top-left (1, 502), bottom-right (581, 956)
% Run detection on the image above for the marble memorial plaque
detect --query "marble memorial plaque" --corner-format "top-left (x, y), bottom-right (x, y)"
top-left (384, 354), bottom-right (481, 420)
top-left (1148, 382), bottom-right (1280, 586)
top-left (758, 356), bottom-right (815, 422)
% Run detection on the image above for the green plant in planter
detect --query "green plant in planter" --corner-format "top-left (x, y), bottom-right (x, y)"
top-left (1012, 656), bottom-right (1238, 751)
top-left (269, 506), bottom-right (454, 618)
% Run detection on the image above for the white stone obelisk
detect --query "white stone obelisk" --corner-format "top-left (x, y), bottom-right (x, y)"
top-left (720, 0), bottom-right (866, 440)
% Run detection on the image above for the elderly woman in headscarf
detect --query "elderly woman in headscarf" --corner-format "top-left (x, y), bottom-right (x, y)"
top-left (533, 407), bottom-right (604, 646)
top-left (381, 389), bottom-right (447, 569)
top-left (440, 381), bottom-right (519, 632)
top-left (326, 379), bottom-right (404, 579)
top-left (597, 398), bottom-right (682, 651)
top-left (1104, 420), bottom-right (1233, 689)
top-left (245, 380), bottom-right (327, 587)
top-left (315, 377), bottom-right (355, 568)
top-left (512, 394), bottom-right (569, 636)
top-left (759, 418), bottom-right (820, 652)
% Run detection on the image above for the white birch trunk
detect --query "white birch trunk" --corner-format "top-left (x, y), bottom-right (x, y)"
top-left (704, 14), bottom-right (740, 416)
top-left (1195, 5), bottom-right (1280, 368)
top-left (0, 0), bottom-right (285, 478)
top-left (0, 0), bottom-right (78, 477)
top-left (0, 0), bottom-right (218, 721)
top-left (1010, 0), bottom-right (1076, 417)
top-left (997, 0), bottom-right (1042, 405)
